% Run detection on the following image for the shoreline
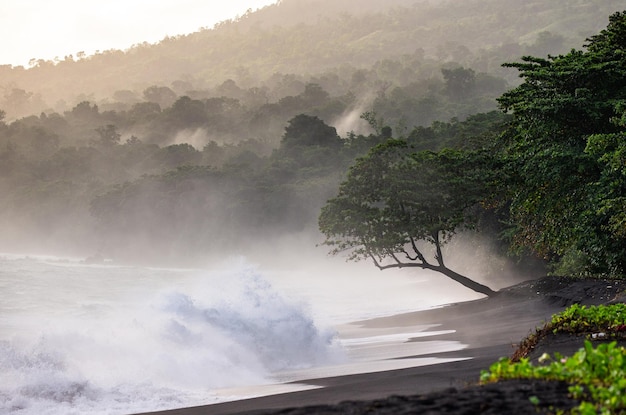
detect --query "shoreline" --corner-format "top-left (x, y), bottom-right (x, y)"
top-left (138, 276), bottom-right (626, 415)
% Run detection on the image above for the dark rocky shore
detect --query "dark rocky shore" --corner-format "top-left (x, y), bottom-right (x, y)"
top-left (144, 276), bottom-right (626, 415)
top-left (248, 379), bottom-right (579, 414)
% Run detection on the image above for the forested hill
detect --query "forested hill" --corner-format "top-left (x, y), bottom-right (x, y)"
top-left (1, 0), bottom-right (623, 120)
top-left (1, 2), bottom-right (625, 268)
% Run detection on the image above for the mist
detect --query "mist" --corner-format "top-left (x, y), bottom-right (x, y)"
top-left (0, 0), bottom-right (584, 276)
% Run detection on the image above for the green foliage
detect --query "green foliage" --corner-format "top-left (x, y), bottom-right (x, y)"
top-left (406, 111), bottom-right (511, 151)
top-left (584, 104), bottom-right (626, 250)
top-left (370, 70), bottom-right (508, 134)
top-left (550, 249), bottom-right (595, 278)
top-left (549, 303), bottom-right (626, 335)
top-left (513, 303), bottom-right (626, 364)
top-left (481, 341), bottom-right (626, 414)
top-left (319, 109), bottom-right (511, 256)
top-left (497, 11), bottom-right (626, 276)
top-left (280, 114), bottom-right (342, 150)
top-left (442, 67), bottom-right (476, 99)
top-left (360, 111), bottom-right (385, 135)
top-left (319, 140), bottom-right (492, 259)
top-left (319, 132), bottom-right (501, 295)
top-left (488, 304), bottom-right (626, 412)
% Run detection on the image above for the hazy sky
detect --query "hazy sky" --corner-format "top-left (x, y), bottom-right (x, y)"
top-left (0, 0), bottom-right (279, 67)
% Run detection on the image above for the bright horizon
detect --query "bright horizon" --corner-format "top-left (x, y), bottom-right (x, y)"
top-left (0, 0), bottom-right (279, 67)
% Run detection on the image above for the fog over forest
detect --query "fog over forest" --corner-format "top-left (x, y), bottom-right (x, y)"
top-left (0, 0), bottom-right (623, 273)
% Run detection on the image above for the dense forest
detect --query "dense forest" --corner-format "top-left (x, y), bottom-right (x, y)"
top-left (320, 10), bottom-right (626, 286)
top-left (1, 0), bottom-right (625, 280)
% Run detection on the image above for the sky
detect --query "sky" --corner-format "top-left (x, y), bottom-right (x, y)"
top-left (0, 0), bottom-right (279, 67)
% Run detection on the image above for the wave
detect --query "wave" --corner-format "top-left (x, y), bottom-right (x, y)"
top-left (0, 258), bottom-right (343, 414)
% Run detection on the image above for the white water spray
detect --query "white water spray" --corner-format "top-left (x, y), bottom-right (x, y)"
top-left (0, 256), bottom-right (341, 414)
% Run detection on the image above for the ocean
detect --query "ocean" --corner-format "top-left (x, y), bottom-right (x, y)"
top-left (0, 252), bottom-right (477, 415)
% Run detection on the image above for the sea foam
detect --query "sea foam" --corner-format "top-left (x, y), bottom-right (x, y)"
top-left (0, 257), bottom-right (342, 414)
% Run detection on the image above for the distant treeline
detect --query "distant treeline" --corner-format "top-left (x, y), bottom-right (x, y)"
top-left (0, 75), bottom-right (508, 263)
top-left (1, 15), bottom-right (515, 264)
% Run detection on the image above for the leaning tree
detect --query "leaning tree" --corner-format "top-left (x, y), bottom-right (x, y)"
top-left (319, 139), bottom-right (499, 296)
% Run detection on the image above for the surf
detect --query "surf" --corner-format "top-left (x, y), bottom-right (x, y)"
top-left (0, 253), bottom-right (469, 414)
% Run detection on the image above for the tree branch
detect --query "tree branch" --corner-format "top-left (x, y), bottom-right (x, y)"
top-left (390, 252), bottom-right (404, 266)
top-left (369, 252), bottom-right (385, 270)
top-left (433, 230), bottom-right (445, 267)
top-left (366, 256), bottom-right (497, 296)
top-left (402, 248), bottom-right (419, 261)
top-left (409, 236), bottom-right (429, 264)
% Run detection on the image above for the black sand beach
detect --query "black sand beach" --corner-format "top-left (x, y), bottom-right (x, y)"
top-left (140, 276), bottom-right (626, 415)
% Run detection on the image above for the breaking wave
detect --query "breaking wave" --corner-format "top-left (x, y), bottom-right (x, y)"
top-left (0, 257), bottom-right (341, 414)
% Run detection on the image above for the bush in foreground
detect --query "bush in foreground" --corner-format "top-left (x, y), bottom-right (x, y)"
top-left (481, 304), bottom-right (626, 414)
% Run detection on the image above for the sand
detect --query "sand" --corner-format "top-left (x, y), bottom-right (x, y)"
top-left (137, 276), bottom-right (626, 415)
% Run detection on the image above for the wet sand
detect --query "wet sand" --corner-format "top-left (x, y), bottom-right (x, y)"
top-left (138, 276), bottom-right (626, 415)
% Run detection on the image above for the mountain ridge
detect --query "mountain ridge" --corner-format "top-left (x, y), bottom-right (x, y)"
top-left (1, 0), bottom-right (623, 120)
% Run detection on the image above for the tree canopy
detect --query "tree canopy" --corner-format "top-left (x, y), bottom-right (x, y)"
top-left (497, 11), bottom-right (626, 276)
top-left (319, 10), bottom-right (626, 293)
top-left (319, 140), bottom-right (499, 296)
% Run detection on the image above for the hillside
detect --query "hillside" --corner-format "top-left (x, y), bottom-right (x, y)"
top-left (1, 1), bottom-right (625, 267)
top-left (1, 0), bottom-right (623, 120)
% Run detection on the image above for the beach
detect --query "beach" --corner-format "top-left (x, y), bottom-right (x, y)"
top-left (140, 276), bottom-right (626, 415)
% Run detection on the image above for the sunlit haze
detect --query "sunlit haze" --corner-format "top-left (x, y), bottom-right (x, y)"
top-left (0, 0), bottom-right (279, 67)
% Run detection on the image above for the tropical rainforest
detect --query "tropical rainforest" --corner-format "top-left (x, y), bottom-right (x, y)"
top-left (320, 10), bottom-right (626, 293)
top-left (0, 0), bottom-right (624, 287)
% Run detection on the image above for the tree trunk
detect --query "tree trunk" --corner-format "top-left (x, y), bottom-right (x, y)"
top-left (436, 266), bottom-right (498, 297)
top-left (369, 254), bottom-right (498, 297)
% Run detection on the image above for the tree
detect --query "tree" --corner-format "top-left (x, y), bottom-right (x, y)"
top-left (165, 96), bottom-right (207, 128)
top-left (300, 83), bottom-right (330, 107)
top-left (154, 143), bottom-right (202, 170)
top-left (441, 67), bottom-right (476, 99)
top-left (143, 85), bottom-right (178, 108)
top-left (319, 139), bottom-right (498, 296)
top-left (360, 111), bottom-right (385, 135)
top-left (95, 124), bottom-right (121, 147)
top-left (281, 114), bottom-right (342, 149)
top-left (497, 11), bottom-right (626, 275)
top-left (69, 101), bottom-right (99, 121)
